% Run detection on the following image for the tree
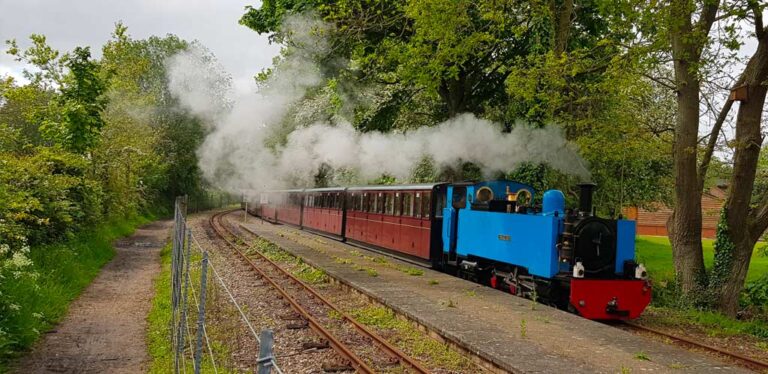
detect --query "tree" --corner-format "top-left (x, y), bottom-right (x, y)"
top-left (646, 0), bottom-right (768, 315)
top-left (663, 0), bottom-right (721, 296)
top-left (710, 0), bottom-right (768, 315)
top-left (55, 47), bottom-right (108, 154)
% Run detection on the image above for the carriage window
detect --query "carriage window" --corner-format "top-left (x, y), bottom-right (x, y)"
top-left (414, 193), bottom-right (422, 217)
top-left (329, 193), bottom-right (335, 209)
top-left (370, 194), bottom-right (376, 213)
top-left (402, 193), bottom-right (413, 216)
top-left (335, 193), bottom-right (341, 209)
top-left (435, 192), bottom-right (446, 217)
top-left (422, 192), bottom-right (432, 219)
top-left (394, 193), bottom-right (402, 216)
top-left (385, 193), bottom-right (395, 215)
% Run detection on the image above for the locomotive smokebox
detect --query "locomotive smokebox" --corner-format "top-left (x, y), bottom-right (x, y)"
top-left (577, 183), bottom-right (597, 215)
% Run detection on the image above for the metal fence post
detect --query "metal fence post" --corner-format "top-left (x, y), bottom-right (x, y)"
top-left (257, 329), bottom-right (275, 374)
top-left (171, 198), bottom-right (180, 374)
top-left (194, 251), bottom-right (209, 374)
top-left (176, 228), bottom-right (192, 371)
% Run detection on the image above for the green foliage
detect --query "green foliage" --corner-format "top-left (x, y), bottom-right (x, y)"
top-left (240, 0), bottom-right (672, 209)
top-left (709, 208), bottom-right (736, 298)
top-left (743, 274), bottom-right (768, 313)
top-left (0, 25), bottom-right (217, 368)
top-left (637, 234), bottom-right (768, 313)
top-left (53, 47), bottom-right (108, 153)
top-left (644, 306), bottom-right (768, 340)
top-left (0, 146), bottom-right (103, 247)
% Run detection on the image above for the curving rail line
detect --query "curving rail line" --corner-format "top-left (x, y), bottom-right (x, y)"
top-left (621, 321), bottom-right (768, 372)
top-left (208, 210), bottom-right (431, 374)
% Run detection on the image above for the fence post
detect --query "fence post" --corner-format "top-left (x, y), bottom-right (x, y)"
top-left (257, 329), bottom-right (275, 374)
top-left (194, 251), bottom-right (209, 374)
top-left (171, 198), bottom-right (181, 374)
top-left (176, 228), bottom-right (192, 371)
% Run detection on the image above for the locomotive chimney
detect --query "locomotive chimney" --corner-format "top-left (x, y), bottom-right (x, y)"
top-left (577, 183), bottom-right (596, 215)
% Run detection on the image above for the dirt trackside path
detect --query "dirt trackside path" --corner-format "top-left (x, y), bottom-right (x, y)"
top-left (13, 220), bottom-right (172, 374)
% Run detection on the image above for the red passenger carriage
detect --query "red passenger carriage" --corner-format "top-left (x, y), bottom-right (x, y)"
top-left (303, 188), bottom-right (345, 236)
top-left (345, 185), bottom-right (442, 261)
top-left (253, 184), bottom-right (447, 265)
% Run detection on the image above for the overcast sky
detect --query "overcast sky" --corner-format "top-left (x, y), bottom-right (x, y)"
top-left (0, 0), bottom-right (282, 94)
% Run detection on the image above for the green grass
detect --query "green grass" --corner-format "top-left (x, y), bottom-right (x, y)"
top-left (348, 305), bottom-right (474, 370)
top-left (636, 236), bottom-right (768, 341)
top-left (147, 244), bottom-right (174, 373)
top-left (635, 236), bottom-right (768, 283)
top-left (147, 244), bottom-right (233, 373)
top-left (634, 351), bottom-right (650, 361)
top-left (645, 306), bottom-right (768, 339)
top-left (0, 214), bottom-right (154, 370)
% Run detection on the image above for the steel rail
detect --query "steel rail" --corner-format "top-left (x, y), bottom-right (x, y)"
top-left (211, 211), bottom-right (430, 374)
top-left (622, 321), bottom-right (768, 372)
top-left (233, 221), bottom-right (432, 373)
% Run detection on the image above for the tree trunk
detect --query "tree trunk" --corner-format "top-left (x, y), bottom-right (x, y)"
top-left (668, 73), bottom-right (706, 294)
top-left (550, 0), bottom-right (573, 56)
top-left (438, 73), bottom-right (468, 118)
top-left (716, 36), bottom-right (768, 315)
top-left (667, 4), bottom-right (708, 294)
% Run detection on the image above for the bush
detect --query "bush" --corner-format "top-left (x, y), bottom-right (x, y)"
top-left (743, 274), bottom-right (768, 318)
top-left (0, 147), bottom-right (104, 248)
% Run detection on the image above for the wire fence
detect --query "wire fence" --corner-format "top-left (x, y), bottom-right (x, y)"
top-left (170, 196), bottom-right (282, 374)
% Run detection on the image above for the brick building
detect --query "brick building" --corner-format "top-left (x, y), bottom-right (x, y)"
top-left (623, 185), bottom-right (727, 238)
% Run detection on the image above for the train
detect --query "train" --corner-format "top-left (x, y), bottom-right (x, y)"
top-left (246, 180), bottom-right (651, 320)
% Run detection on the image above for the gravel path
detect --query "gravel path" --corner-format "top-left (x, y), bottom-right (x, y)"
top-left (12, 220), bottom-right (172, 374)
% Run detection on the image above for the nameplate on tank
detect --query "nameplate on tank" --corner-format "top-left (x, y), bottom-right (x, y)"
top-left (498, 234), bottom-right (511, 241)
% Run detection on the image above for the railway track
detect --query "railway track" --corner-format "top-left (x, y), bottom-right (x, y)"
top-left (620, 321), bottom-right (768, 372)
top-left (208, 210), bottom-right (431, 374)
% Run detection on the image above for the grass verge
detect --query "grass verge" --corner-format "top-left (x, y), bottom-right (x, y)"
top-left (0, 214), bottom-right (154, 371)
top-left (147, 242), bottom-right (235, 373)
top-left (636, 236), bottom-right (768, 283)
top-left (635, 235), bottom-right (768, 344)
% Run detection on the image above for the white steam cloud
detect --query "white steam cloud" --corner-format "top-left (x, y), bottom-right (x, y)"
top-left (165, 15), bottom-right (590, 194)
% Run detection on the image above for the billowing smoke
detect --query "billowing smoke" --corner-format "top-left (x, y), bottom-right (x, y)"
top-left (166, 15), bottom-right (590, 195)
top-left (278, 117), bottom-right (589, 183)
